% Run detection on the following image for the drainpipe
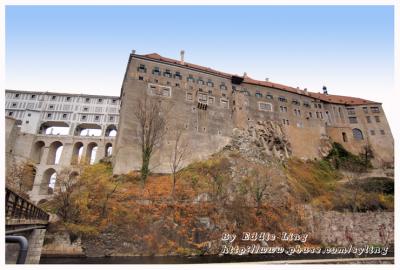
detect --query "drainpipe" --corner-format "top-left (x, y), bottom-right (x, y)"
top-left (6, 235), bottom-right (29, 264)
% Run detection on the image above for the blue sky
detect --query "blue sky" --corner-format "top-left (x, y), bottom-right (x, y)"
top-left (6, 5), bottom-right (394, 104)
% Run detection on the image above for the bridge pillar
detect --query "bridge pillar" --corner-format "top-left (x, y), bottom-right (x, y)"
top-left (6, 229), bottom-right (46, 264)
top-left (25, 228), bottom-right (47, 264)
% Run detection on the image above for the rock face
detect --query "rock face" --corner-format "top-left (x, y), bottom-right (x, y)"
top-left (228, 120), bottom-right (292, 162)
top-left (318, 134), bottom-right (333, 157)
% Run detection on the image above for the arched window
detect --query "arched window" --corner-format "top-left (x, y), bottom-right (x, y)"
top-left (86, 142), bottom-right (98, 165)
top-left (40, 168), bottom-right (57, 195)
top-left (105, 143), bottom-right (113, 157)
top-left (71, 142), bottom-right (84, 164)
top-left (31, 141), bottom-right (45, 164)
top-left (352, 128), bottom-right (364, 140)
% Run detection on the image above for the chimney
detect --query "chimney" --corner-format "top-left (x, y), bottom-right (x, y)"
top-left (304, 88), bottom-right (308, 94)
top-left (180, 50), bottom-right (185, 65)
top-left (243, 72), bottom-right (247, 77)
top-left (323, 86), bottom-right (328, 95)
top-left (131, 49), bottom-right (136, 54)
top-left (265, 78), bottom-right (269, 82)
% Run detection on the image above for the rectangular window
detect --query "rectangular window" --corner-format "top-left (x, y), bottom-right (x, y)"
top-left (12, 103), bottom-right (17, 107)
top-left (220, 84), bottom-right (227, 90)
top-left (187, 75), bottom-right (195, 83)
top-left (371, 106), bottom-right (380, 113)
top-left (8, 111), bottom-right (13, 116)
top-left (186, 92), bottom-right (193, 101)
top-left (366, 116), bottom-right (371, 123)
top-left (349, 117), bottom-right (358, 124)
top-left (152, 67), bottom-right (161, 76)
top-left (81, 115), bottom-right (87, 120)
top-left (109, 116), bottom-right (114, 121)
top-left (292, 100), bottom-right (300, 106)
top-left (31, 94), bottom-right (36, 99)
top-left (198, 93), bottom-right (207, 103)
top-left (162, 88), bottom-right (171, 97)
top-left (266, 94), bottom-right (273, 100)
top-left (303, 102), bottom-right (310, 108)
top-left (98, 98), bottom-right (103, 103)
top-left (278, 96), bottom-right (287, 102)
top-left (347, 108), bottom-right (356, 115)
top-left (49, 105), bottom-right (54, 109)
top-left (112, 99), bottom-right (117, 104)
top-left (208, 96), bottom-right (215, 104)
top-left (255, 92), bottom-right (262, 98)
top-left (51, 95), bottom-right (56, 100)
top-left (85, 98), bottom-right (90, 103)
top-left (15, 94), bottom-right (20, 98)
top-left (163, 69), bottom-right (172, 78)
top-left (362, 107), bottom-right (368, 113)
top-left (374, 116), bottom-right (381, 123)
top-left (258, 102), bottom-right (272, 112)
top-left (174, 72), bottom-right (182, 80)
top-left (95, 115), bottom-right (100, 121)
top-left (220, 98), bottom-right (229, 109)
top-left (197, 79), bottom-right (204, 85)
top-left (370, 130), bottom-right (375, 136)
top-left (62, 113), bottom-right (67, 119)
top-left (139, 76), bottom-right (144, 80)
top-left (207, 80), bottom-right (214, 87)
top-left (380, 129), bottom-right (385, 135)
top-left (47, 113), bottom-right (52, 118)
top-left (66, 96), bottom-right (71, 101)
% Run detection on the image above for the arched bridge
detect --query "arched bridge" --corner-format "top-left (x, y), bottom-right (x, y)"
top-left (5, 186), bottom-right (50, 264)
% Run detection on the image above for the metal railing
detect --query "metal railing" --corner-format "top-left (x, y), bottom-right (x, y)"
top-left (5, 187), bottom-right (49, 222)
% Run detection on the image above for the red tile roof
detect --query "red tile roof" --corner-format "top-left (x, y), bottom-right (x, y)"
top-left (139, 53), bottom-right (380, 105)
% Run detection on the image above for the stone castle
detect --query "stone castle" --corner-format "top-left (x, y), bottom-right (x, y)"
top-left (5, 50), bottom-right (394, 202)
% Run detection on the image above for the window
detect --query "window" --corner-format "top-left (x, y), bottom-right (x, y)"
top-left (342, 132), bottom-right (348, 142)
top-left (258, 102), bottom-right (272, 112)
top-left (95, 115), bottom-right (100, 121)
top-left (255, 92), bottom-right (262, 98)
top-left (370, 130), bottom-right (375, 136)
top-left (292, 100), bottom-right (300, 106)
top-left (28, 113), bottom-right (31, 117)
top-left (380, 130), bottom-right (385, 135)
top-left (280, 106), bottom-right (287, 113)
top-left (25, 121), bottom-right (29, 124)
top-left (81, 115), bottom-right (87, 120)
top-left (308, 112), bottom-right (313, 118)
top-left (294, 109), bottom-right (301, 116)
top-left (366, 116), bottom-right (371, 123)
top-left (349, 117), bottom-right (358, 124)
top-left (66, 96), bottom-right (71, 101)
top-left (352, 128), bottom-right (364, 140)
top-left (278, 96), bottom-right (287, 102)
top-left (47, 113), bottom-right (52, 118)
top-left (318, 104), bottom-right (322, 109)
top-left (138, 64), bottom-right (147, 73)
top-left (282, 119), bottom-right (289, 125)
top-left (220, 84), bottom-right (227, 90)
top-left (175, 83), bottom-right (180, 87)
top-left (186, 92), bottom-right (193, 101)
top-left (8, 111), bottom-right (13, 116)
top-left (152, 67), bottom-right (161, 76)
top-left (139, 76), bottom-right (144, 80)
top-left (303, 102), bottom-right (310, 108)
top-left (374, 116), bottom-right (381, 123)
top-left (347, 108), bottom-right (355, 115)
top-left (362, 107), bottom-right (368, 113)
top-left (174, 72), bottom-right (182, 80)
top-left (49, 105), bottom-right (54, 109)
top-left (162, 87), bottom-right (171, 97)
top-left (31, 94), bottom-right (36, 99)
top-left (198, 93), bottom-right (207, 103)
top-left (112, 99), bottom-right (117, 104)
top-left (187, 75), bottom-right (195, 83)
top-left (51, 95), bottom-right (56, 100)
top-left (12, 103), bottom-right (17, 107)
top-left (371, 106), bottom-right (380, 113)
top-left (85, 98), bottom-right (90, 103)
top-left (266, 94), bottom-right (273, 100)
top-left (98, 98), bottom-right (103, 103)
top-left (220, 98), bottom-right (229, 109)
top-left (208, 96), bottom-right (215, 104)
top-left (163, 69), bottom-right (172, 78)
top-left (15, 93), bottom-right (20, 98)
top-left (197, 79), bottom-right (204, 85)
top-left (207, 80), bottom-right (214, 87)
top-left (62, 114), bottom-right (67, 119)
top-left (83, 107), bottom-right (89, 112)
top-left (109, 116), bottom-right (114, 121)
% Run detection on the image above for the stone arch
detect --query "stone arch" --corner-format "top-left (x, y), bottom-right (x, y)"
top-left (31, 141), bottom-right (45, 164)
top-left (71, 142), bottom-right (84, 164)
top-left (105, 125), bottom-right (117, 137)
top-left (39, 121), bottom-right (70, 135)
top-left (352, 128), bottom-right (364, 140)
top-left (40, 168), bottom-right (57, 195)
top-left (105, 143), bottom-right (113, 157)
top-left (86, 142), bottom-right (98, 165)
top-left (75, 123), bottom-right (102, 137)
top-left (47, 141), bottom-right (63, 165)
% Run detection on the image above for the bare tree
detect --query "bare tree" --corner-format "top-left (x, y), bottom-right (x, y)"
top-left (134, 94), bottom-right (167, 184)
top-left (245, 166), bottom-right (273, 215)
top-left (169, 125), bottom-right (189, 198)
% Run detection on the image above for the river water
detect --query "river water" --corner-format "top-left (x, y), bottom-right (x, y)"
top-left (40, 251), bottom-right (394, 264)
